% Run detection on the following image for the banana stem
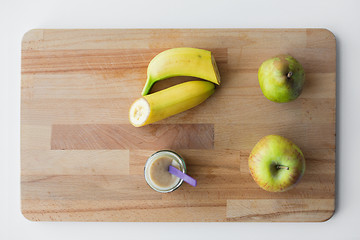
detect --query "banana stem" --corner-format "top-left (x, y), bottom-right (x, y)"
top-left (141, 78), bottom-right (154, 96)
top-left (277, 165), bottom-right (289, 170)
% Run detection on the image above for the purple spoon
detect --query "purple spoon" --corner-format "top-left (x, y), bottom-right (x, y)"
top-left (168, 165), bottom-right (197, 187)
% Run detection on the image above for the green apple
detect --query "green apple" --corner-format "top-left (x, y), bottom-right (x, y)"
top-left (258, 55), bottom-right (305, 103)
top-left (248, 135), bottom-right (305, 192)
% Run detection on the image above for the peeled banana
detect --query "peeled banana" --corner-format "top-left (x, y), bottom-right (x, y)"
top-left (141, 47), bottom-right (221, 95)
top-left (130, 81), bottom-right (215, 127)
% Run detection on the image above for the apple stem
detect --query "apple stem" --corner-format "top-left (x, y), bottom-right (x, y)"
top-left (277, 165), bottom-right (289, 170)
top-left (287, 72), bottom-right (293, 79)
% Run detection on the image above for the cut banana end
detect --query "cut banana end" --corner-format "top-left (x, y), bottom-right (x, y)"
top-left (129, 98), bottom-right (150, 127)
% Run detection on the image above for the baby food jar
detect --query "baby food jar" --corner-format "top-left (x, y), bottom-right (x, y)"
top-left (144, 150), bottom-right (186, 193)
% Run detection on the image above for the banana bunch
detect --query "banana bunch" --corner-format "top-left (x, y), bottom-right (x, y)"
top-left (129, 47), bottom-right (220, 127)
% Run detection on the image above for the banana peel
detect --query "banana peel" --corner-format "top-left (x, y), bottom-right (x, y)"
top-left (141, 47), bottom-right (221, 95)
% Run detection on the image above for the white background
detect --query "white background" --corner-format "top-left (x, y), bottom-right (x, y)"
top-left (1, 0), bottom-right (360, 239)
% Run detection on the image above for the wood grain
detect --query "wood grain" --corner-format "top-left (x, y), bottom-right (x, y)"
top-left (21, 150), bottom-right (129, 175)
top-left (21, 199), bottom-right (226, 222)
top-left (21, 29), bottom-right (336, 222)
top-left (51, 124), bottom-right (214, 150)
top-left (226, 199), bottom-right (334, 222)
top-left (21, 175), bottom-right (161, 201)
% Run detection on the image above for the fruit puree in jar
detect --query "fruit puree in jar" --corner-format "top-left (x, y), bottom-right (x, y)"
top-left (149, 156), bottom-right (180, 188)
top-left (144, 150), bottom-right (186, 193)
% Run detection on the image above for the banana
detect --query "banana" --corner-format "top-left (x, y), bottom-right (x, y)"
top-left (130, 81), bottom-right (215, 127)
top-left (141, 47), bottom-right (220, 95)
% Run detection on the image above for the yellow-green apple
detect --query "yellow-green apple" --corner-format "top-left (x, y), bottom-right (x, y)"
top-left (248, 135), bottom-right (306, 192)
top-left (258, 55), bottom-right (305, 103)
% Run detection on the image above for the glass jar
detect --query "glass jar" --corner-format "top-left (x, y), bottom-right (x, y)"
top-left (144, 150), bottom-right (187, 193)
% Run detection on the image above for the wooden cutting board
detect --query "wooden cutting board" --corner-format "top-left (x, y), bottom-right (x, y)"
top-left (21, 29), bottom-right (336, 222)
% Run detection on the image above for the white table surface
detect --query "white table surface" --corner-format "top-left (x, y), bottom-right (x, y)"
top-left (2, 0), bottom-right (360, 239)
